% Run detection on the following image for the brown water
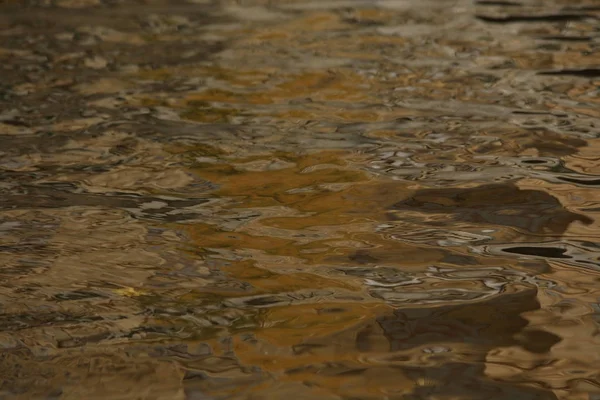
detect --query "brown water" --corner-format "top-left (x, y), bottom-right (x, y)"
top-left (1, 0), bottom-right (600, 399)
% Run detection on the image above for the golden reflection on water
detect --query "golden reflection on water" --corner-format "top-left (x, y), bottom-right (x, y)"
top-left (1, 0), bottom-right (600, 399)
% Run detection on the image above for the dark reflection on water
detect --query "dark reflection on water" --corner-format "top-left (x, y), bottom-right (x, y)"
top-left (392, 183), bottom-right (593, 234)
top-left (1, 0), bottom-right (600, 399)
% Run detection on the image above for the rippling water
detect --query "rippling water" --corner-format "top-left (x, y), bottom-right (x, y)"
top-left (1, 0), bottom-right (600, 399)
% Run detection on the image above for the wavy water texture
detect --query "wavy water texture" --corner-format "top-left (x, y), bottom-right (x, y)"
top-left (1, 0), bottom-right (600, 399)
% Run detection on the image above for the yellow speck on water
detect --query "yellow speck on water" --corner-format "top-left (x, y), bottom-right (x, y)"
top-left (416, 377), bottom-right (438, 387)
top-left (114, 287), bottom-right (147, 297)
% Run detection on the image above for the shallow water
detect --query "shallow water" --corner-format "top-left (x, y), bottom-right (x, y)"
top-left (1, 0), bottom-right (600, 399)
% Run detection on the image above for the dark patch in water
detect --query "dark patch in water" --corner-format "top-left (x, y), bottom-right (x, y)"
top-left (502, 246), bottom-right (570, 258)
top-left (539, 69), bottom-right (600, 78)
top-left (348, 250), bottom-right (379, 264)
top-left (475, 0), bottom-right (522, 5)
top-left (378, 288), bottom-right (547, 350)
top-left (391, 183), bottom-right (593, 234)
top-left (520, 329), bottom-right (563, 354)
top-left (538, 35), bottom-right (592, 42)
top-left (305, 288), bottom-right (561, 398)
top-left (558, 176), bottom-right (600, 186)
top-left (476, 14), bottom-right (592, 23)
top-left (52, 291), bottom-right (107, 301)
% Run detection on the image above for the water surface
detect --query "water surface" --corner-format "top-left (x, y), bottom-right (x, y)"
top-left (1, 0), bottom-right (600, 399)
